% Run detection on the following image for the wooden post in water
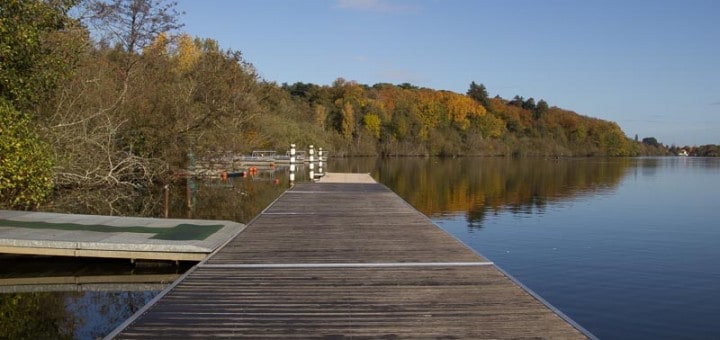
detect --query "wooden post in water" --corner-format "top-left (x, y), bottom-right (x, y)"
top-left (163, 184), bottom-right (170, 218)
top-left (289, 143), bottom-right (296, 186)
top-left (308, 145), bottom-right (315, 181)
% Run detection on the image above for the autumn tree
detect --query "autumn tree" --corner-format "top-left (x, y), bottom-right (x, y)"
top-left (38, 44), bottom-right (166, 214)
top-left (167, 39), bottom-right (263, 156)
top-left (34, 1), bottom-right (193, 213)
top-left (174, 33), bottom-right (200, 73)
top-left (474, 113), bottom-right (506, 138)
top-left (441, 91), bottom-right (486, 130)
top-left (340, 101), bottom-right (355, 139)
top-left (363, 114), bottom-right (381, 139)
top-left (314, 104), bottom-right (328, 130)
top-left (85, 0), bottom-right (183, 54)
top-left (329, 78), bottom-right (366, 141)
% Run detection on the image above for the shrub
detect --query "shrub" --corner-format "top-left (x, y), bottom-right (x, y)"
top-left (0, 99), bottom-right (53, 209)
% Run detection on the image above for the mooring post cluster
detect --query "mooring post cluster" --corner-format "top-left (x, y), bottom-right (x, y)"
top-left (288, 143), bottom-right (325, 186)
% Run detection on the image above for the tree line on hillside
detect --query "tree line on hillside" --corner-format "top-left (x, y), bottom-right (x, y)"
top-left (638, 136), bottom-right (718, 156)
top-left (669, 144), bottom-right (720, 157)
top-left (0, 0), bottom-right (708, 212)
top-left (279, 80), bottom-right (656, 158)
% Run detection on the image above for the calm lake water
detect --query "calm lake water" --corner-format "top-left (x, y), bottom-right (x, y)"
top-left (2, 157), bottom-right (718, 338)
top-left (332, 157), bottom-right (720, 339)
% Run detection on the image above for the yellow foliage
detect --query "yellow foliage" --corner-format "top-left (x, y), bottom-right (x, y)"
top-left (333, 78), bottom-right (365, 107)
top-left (144, 32), bottom-right (169, 55)
top-left (314, 104), bottom-right (327, 130)
top-left (363, 114), bottom-right (381, 139)
top-left (341, 101), bottom-right (355, 139)
top-left (175, 34), bottom-right (200, 73)
top-left (441, 91), bottom-right (486, 130)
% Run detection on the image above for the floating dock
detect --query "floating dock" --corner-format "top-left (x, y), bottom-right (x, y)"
top-left (0, 211), bottom-right (245, 261)
top-left (0, 273), bottom-right (180, 293)
top-left (107, 173), bottom-right (593, 339)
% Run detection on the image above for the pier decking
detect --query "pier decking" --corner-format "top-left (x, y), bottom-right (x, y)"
top-left (108, 173), bottom-right (592, 339)
top-left (0, 211), bottom-right (244, 261)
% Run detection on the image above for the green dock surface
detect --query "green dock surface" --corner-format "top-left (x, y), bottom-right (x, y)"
top-left (0, 211), bottom-right (245, 261)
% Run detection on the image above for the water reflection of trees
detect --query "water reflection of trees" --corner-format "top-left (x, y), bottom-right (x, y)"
top-left (332, 158), bottom-right (629, 227)
top-left (43, 169), bottom-right (290, 224)
top-left (42, 157), bottom-right (628, 236)
top-left (166, 173), bottom-right (288, 223)
top-left (70, 291), bottom-right (157, 339)
top-left (0, 290), bottom-right (158, 339)
top-left (0, 256), bottom-right (189, 339)
top-left (0, 292), bottom-right (74, 339)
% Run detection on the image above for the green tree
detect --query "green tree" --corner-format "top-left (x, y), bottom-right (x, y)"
top-left (642, 137), bottom-right (660, 147)
top-left (467, 81), bottom-right (489, 108)
top-left (509, 95), bottom-right (524, 107)
top-left (0, 99), bottom-right (54, 209)
top-left (522, 97), bottom-right (536, 111)
top-left (535, 99), bottom-right (549, 120)
top-left (0, 0), bottom-right (81, 209)
top-left (475, 113), bottom-right (506, 138)
top-left (0, 0), bottom-right (81, 109)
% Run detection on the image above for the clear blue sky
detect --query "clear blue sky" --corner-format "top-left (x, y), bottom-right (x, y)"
top-left (176, 0), bottom-right (719, 146)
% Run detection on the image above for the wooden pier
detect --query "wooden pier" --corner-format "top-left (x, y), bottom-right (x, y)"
top-left (107, 173), bottom-right (593, 339)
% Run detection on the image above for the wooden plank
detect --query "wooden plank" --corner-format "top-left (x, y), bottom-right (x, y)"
top-left (207, 182), bottom-right (484, 265)
top-left (114, 267), bottom-right (586, 339)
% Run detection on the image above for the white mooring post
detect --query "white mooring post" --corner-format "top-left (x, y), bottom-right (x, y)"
top-left (289, 143), bottom-right (296, 185)
top-left (318, 147), bottom-right (324, 178)
top-left (308, 145), bottom-right (315, 181)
